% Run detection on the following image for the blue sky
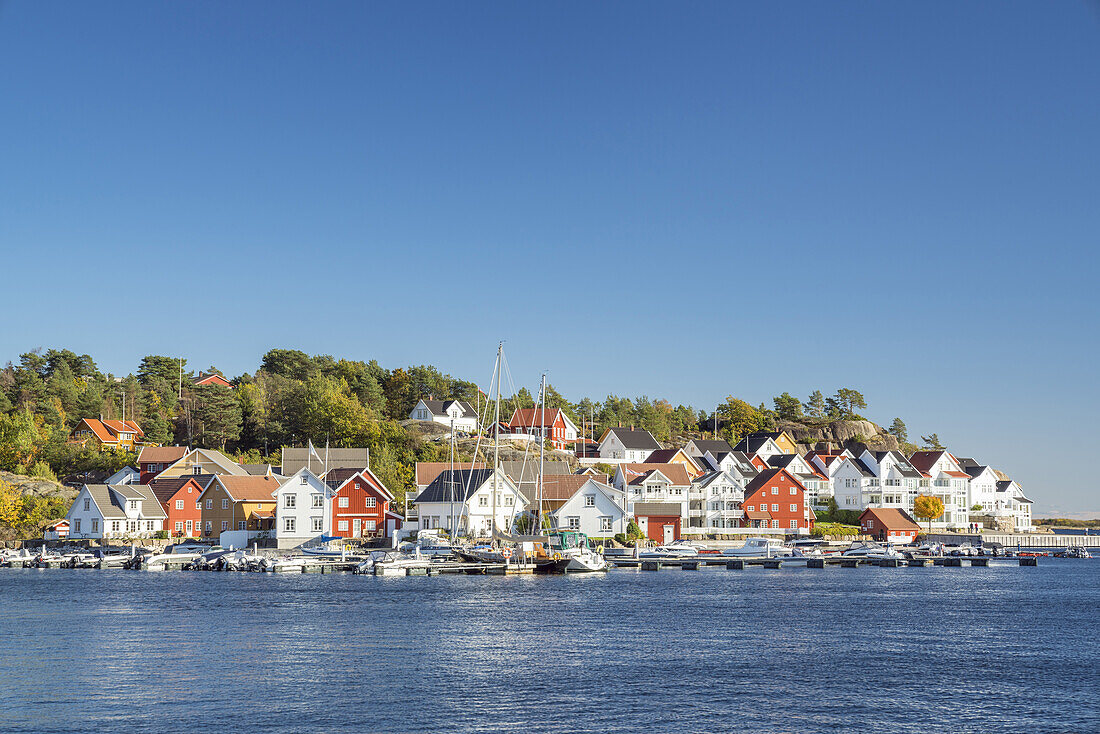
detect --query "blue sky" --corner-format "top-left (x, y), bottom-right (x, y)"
top-left (1, 2), bottom-right (1098, 514)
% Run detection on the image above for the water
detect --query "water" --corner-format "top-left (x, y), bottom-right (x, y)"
top-left (1, 563), bottom-right (1097, 734)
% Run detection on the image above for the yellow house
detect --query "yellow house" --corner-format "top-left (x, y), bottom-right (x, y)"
top-left (155, 448), bottom-right (249, 479)
top-left (771, 431), bottom-right (799, 455)
top-left (197, 475), bottom-right (279, 538)
top-left (645, 447), bottom-right (705, 478)
top-left (70, 418), bottom-right (143, 451)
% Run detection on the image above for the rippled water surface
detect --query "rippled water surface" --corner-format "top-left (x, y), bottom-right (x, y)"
top-left (1, 562), bottom-right (1097, 733)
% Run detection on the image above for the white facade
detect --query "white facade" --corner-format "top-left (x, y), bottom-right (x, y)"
top-left (415, 471), bottom-right (527, 537)
top-left (105, 466), bottom-right (140, 485)
top-left (857, 450), bottom-right (921, 515)
top-left (966, 466), bottom-right (1001, 514)
top-left (65, 484), bottom-right (165, 539)
top-left (614, 468), bottom-right (689, 525)
top-left (409, 399), bottom-right (479, 433)
top-left (914, 454), bottom-right (971, 530)
top-left (273, 469), bottom-right (333, 549)
top-left (552, 480), bottom-right (626, 538)
top-left (598, 430), bottom-right (657, 463)
top-left (996, 480), bottom-right (1034, 532)
top-left (687, 471), bottom-right (746, 535)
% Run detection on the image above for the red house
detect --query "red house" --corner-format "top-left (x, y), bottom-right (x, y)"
top-left (324, 467), bottom-right (399, 539)
top-left (149, 476), bottom-right (209, 538)
top-left (859, 508), bottom-right (920, 544)
top-left (193, 372), bottom-right (234, 388)
top-left (507, 408), bottom-right (579, 450)
top-left (137, 445), bottom-right (189, 484)
top-left (634, 502), bottom-right (682, 543)
top-left (741, 468), bottom-right (813, 533)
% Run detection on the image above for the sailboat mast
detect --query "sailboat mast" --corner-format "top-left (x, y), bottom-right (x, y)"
top-left (538, 372), bottom-right (546, 533)
top-left (492, 342), bottom-right (502, 537)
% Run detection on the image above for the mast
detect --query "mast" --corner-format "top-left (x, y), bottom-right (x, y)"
top-left (448, 416), bottom-right (456, 537)
top-left (492, 342), bottom-right (502, 538)
top-left (538, 372), bottom-right (546, 534)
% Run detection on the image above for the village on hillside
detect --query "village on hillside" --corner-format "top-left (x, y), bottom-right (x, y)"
top-left (42, 394), bottom-right (1034, 548)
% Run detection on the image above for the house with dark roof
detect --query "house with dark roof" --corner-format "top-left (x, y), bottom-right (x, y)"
top-left (859, 507), bottom-right (920, 543)
top-left (732, 434), bottom-right (787, 462)
top-left (280, 447), bottom-right (369, 476)
top-left (508, 408), bottom-right (579, 450)
top-left (137, 445), bottom-right (189, 484)
top-left (597, 427), bottom-right (661, 463)
top-left (409, 397), bottom-right (480, 433)
top-left (65, 483), bottom-right (167, 539)
top-left (413, 468), bottom-right (526, 537)
top-left (548, 478), bottom-right (626, 538)
top-left (689, 470), bottom-right (748, 533)
top-left (854, 449), bottom-right (924, 514)
top-left (740, 468), bottom-right (812, 533)
top-left (907, 451), bottom-right (972, 530)
top-left (683, 438), bottom-right (734, 462)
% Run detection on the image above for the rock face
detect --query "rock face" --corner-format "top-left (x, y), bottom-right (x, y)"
top-left (0, 471), bottom-right (75, 501)
top-left (778, 419), bottom-right (900, 453)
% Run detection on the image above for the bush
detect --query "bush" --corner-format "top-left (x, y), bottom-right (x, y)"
top-left (626, 519), bottom-right (645, 541)
top-left (154, 530), bottom-right (168, 539)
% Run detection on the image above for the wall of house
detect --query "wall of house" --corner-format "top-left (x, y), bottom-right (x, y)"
top-left (743, 475), bottom-right (809, 532)
top-left (164, 483), bottom-right (205, 538)
top-left (331, 478), bottom-right (389, 538)
top-left (274, 475), bottom-right (331, 548)
top-left (553, 488), bottom-right (624, 538)
top-left (637, 514), bottom-right (680, 542)
top-left (66, 491), bottom-right (105, 539)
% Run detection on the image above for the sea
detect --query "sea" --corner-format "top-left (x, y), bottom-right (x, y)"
top-left (1, 562), bottom-right (1097, 734)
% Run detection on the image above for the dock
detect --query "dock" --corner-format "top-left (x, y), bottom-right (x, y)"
top-left (613, 555), bottom-right (1037, 570)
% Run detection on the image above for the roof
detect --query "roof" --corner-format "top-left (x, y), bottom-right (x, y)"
top-left (692, 470), bottom-right (732, 489)
top-left (536, 475), bottom-right (603, 502)
top-left (239, 464), bottom-right (274, 476)
top-left (509, 407), bottom-right (570, 429)
top-left (414, 468), bottom-right (501, 504)
top-left (744, 468), bottom-right (806, 497)
top-left (124, 484), bottom-right (167, 519)
top-left (214, 475), bottom-right (281, 502)
top-left (250, 509), bottom-right (274, 519)
top-left (600, 427), bottom-right (661, 451)
top-left (733, 435), bottom-right (775, 454)
top-left (193, 373), bottom-right (233, 388)
top-left (689, 439), bottom-right (734, 455)
top-left (416, 399), bottom-right (477, 418)
top-left (743, 508), bottom-right (772, 520)
top-left (323, 467), bottom-right (394, 501)
top-left (83, 485), bottom-right (127, 519)
top-left (414, 460), bottom-right (571, 496)
top-left (281, 447), bottom-right (369, 476)
top-left (81, 484), bottom-right (167, 519)
top-left (162, 448), bottom-right (247, 476)
top-left (907, 451), bottom-right (946, 475)
top-left (633, 502), bottom-right (681, 516)
top-left (73, 418), bottom-right (143, 444)
top-left (860, 507), bottom-right (920, 531)
top-left (645, 448), bottom-right (684, 464)
top-left (137, 445), bottom-right (189, 465)
top-left (618, 463), bottom-right (691, 486)
top-left (147, 476), bottom-right (202, 505)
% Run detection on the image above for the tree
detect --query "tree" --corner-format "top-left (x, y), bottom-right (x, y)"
top-left (138, 355), bottom-right (187, 388)
top-left (921, 433), bottom-right (945, 450)
top-left (912, 494), bottom-right (944, 532)
top-left (0, 479), bottom-right (22, 527)
top-left (888, 418), bottom-right (908, 443)
top-left (825, 388), bottom-right (867, 420)
top-left (773, 392), bottom-right (802, 422)
top-left (803, 390), bottom-right (826, 419)
top-left (192, 384), bottom-right (242, 450)
top-left (717, 397), bottom-right (764, 445)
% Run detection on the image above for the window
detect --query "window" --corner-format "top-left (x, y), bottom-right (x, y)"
top-left (567, 516), bottom-right (580, 529)
top-left (504, 496), bottom-right (514, 506)
top-left (91, 519), bottom-right (99, 533)
top-left (175, 522), bottom-right (183, 533)
top-left (790, 504), bottom-right (797, 512)
top-left (479, 496), bottom-right (488, 507)
top-left (112, 521), bottom-right (120, 532)
top-left (790, 520), bottom-right (798, 529)
top-left (771, 520), bottom-right (780, 529)
top-left (365, 497), bottom-right (376, 508)
top-left (338, 497), bottom-right (349, 508)
top-left (206, 499), bottom-right (212, 510)
top-left (196, 500), bottom-right (202, 510)
top-left (600, 516), bottom-right (613, 531)
top-left (312, 494), bottom-right (324, 508)
top-left (175, 500), bottom-right (184, 510)
top-left (221, 521), bottom-right (229, 531)
top-left (221, 499), bottom-right (229, 510)
top-left (284, 518), bottom-right (295, 532)
top-left (84, 498), bottom-right (90, 511)
top-left (355, 482), bottom-right (361, 490)
top-left (747, 505), bottom-right (754, 512)
top-left (285, 495), bottom-right (296, 508)
top-left (771, 504), bottom-right (778, 512)
top-left (238, 521), bottom-right (246, 530)
top-left (338, 520), bottom-right (348, 532)
top-left (365, 520), bottom-right (376, 532)
top-left (74, 519), bottom-right (81, 533)
top-left (205, 521), bottom-right (212, 532)
top-left (312, 517), bottom-right (323, 532)
top-left (129, 500), bottom-right (138, 511)
top-left (771, 487), bottom-right (778, 495)
top-left (790, 487), bottom-right (797, 495)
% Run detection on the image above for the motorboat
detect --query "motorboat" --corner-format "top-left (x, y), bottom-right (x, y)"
top-left (944, 543), bottom-right (979, 557)
top-left (1, 548), bottom-right (35, 567)
top-left (1054, 546), bottom-right (1091, 559)
top-left (533, 530), bottom-right (610, 573)
top-left (638, 544), bottom-right (699, 559)
top-left (722, 537), bottom-right (788, 558)
top-left (841, 541), bottom-right (904, 560)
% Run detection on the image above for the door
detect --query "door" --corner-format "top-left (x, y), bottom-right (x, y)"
top-left (663, 524), bottom-right (674, 544)
top-left (185, 520), bottom-right (193, 535)
top-left (352, 518), bottom-right (361, 537)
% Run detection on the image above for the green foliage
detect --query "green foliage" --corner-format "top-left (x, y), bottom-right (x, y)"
top-left (921, 433), bottom-right (945, 450)
top-left (773, 392), bottom-right (803, 422)
top-left (717, 397), bottom-right (763, 445)
top-left (815, 500), bottom-right (862, 526)
top-left (191, 384), bottom-right (242, 449)
top-left (626, 519), bottom-right (645, 540)
top-left (888, 417), bottom-right (908, 443)
top-left (811, 522), bottom-right (861, 538)
top-left (825, 388), bottom-right (867, 420)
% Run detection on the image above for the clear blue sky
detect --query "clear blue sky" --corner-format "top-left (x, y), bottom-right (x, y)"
top-left (1, 2), bottom-right (1098, 515)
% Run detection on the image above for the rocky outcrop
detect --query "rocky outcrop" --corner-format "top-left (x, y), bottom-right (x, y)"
top-left (0, 471), bottom-right (75, 501)
top-left (777, 419), bottom-right (900, 453)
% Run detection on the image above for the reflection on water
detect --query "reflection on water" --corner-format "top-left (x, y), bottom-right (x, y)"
top-left (0, 563), bottom-right (1097, 733)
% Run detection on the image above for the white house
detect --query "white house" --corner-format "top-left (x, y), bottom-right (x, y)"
top-left (413, 468), bottom-right (527, 537)
top-left (408, 398), bottom-right (480, 434)
top-left (105, 466), bottom-right (140, 485)
top-left (684, 438), bottom-right (734, 462)
top-left (551, 479), bottom-right (627, 538)
top-left (272, 469), bottom-right (334, 549)
top-left (66, 484), bottom-right (166, 539)
top-left (908, 451), bottom-right (972, 530)
top-left (732, 435), bottom-right (786, 462)
top-left (831, 457), bottom-right (877, 511)
top-left (857, 450), bottom-right (924, 513)
top-left (959, 459), bottom-right (1001, 514)
top-left (767, 454), bottom-right (829, 508)
top-left (612, 463), bottom-right (691, 528)
top-left (598, 427), bottom-right (662, 463)
top-left (689, 470), bottom-right (747, 534)
top-left (996, 479), bottom-right (1034, 532)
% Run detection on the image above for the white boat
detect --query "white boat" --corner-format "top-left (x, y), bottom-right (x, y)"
top-left (142, 551), bottom-right (202, 570)
top-left (842, 541), bottom-right (904, 560)
top-left (638, 545), bottom-right (699, 559)
top-left (722, 537), bottom-right (788, 558)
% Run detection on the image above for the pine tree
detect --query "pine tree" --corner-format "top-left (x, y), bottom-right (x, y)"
top-left (803, 390), bottom-right (826, 419)
top-left (888, 418), bottom-right (908, 442)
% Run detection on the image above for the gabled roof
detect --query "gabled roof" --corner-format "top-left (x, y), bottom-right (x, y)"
top-left (860, 507), bottom-right (920, 531)
top-left (148, 476), bottom-right (204, 505)
top-left (599, 427), bottom-right (661, 451)
top-left (414, 460), bottom-right (572, 492)
top-left (865, 450), bottom-right (923, 478)
top-left (733, 435), bottom-right (779, 455)
top-left (137, 445), bottom-right (189, 465)
top-left (414, 468), bottom-right (517, 504)
top-left (535, 475), bottom-right (605, 502)
top-left (743, 468), bottom-right (806, 497)
top-left (163, 448), bottom-right (248, 477)
top-left (82, 485), bottom-right (126, 519)
top-left (692, 470), bottom-right (741, 490)
top-left (212, 475), bottom-right (281, 502)
top-left (323, 467), bottom-right (394, 501)
top-left (907, 450), bottom-right (948, 475)
top-left (193, 373), bottom-right (234, 388)
top-left (688, 439), bottom-right (734, 455)
top-left (123, 484), bottom-right (167, 518)
top-left (509, 408), bottom-right (577, 432)
top-left (280, 447), bottom-right (370, 476)
top-left (239, 464), bottom-right (274, 476)
top-left (73, 418), bottom-right (143, 443)
top-left (617, 463), bottom-right (691, 486)
top-left (836, 457), bottom-right (876, 478)
top-left (416, 399), bottom-right (477, 418)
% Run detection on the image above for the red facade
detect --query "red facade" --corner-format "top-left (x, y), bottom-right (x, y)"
top-left (740, 469), bottom-right (811, 532)
top-left (154, 478), bottom-right (206, 538)
top-left (508, 409), bottom-right (572, 450)
top-left (639, 514), bottom-right (681, 543)
top-left (330, 469), bottom-right (394, 539)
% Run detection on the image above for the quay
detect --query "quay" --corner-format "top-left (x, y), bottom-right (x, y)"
top-left (614, 555), bottom-right (1037, 570)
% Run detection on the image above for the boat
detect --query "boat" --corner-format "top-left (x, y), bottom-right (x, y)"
top-left (722, 537), bottom-right (788, 558)
top-left (841, 541), bottom-right (904, 560)
top-left (1054, 546), bottom-right (1091, 559)
top-left (638, 545), bottom-right (699, 559)
top-left (531, 530), bottom-right (610, 573)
